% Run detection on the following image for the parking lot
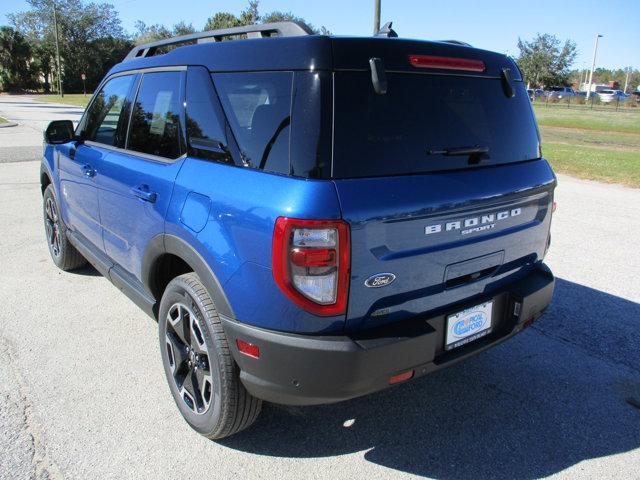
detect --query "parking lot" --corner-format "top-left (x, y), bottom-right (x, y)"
top-left (0, 95), bottom-right (639, 479)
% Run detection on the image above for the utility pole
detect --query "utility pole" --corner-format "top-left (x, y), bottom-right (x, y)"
top-left (373, 0), bottom-right (381, 34)
top-left (52, 1), bottom-right (63, 97)
top-left (586, 34), bottom-right (602, 100)
top-left (623, 67), bottom-right (631, 93)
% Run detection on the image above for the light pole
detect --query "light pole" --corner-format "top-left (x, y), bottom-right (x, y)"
top-left (586, 34), bottom-right (602, 100)
top-left (373, 0), bottom-right (381, 34)
top-left (623, 67), bottom-right (631, 93)
top-left (52, 1), bottom-right (63, 97)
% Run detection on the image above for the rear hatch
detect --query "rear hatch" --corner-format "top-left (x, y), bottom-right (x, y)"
top-left (329, 38), bottom-right (556, 331)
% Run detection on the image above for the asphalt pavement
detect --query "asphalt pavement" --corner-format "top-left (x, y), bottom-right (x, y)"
top-left (0, 95), bottom-right (638, 480)
top-left (0, 95), bottom-right (84, 164)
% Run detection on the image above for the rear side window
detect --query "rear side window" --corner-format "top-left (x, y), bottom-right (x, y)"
top-left (213, 72), bottom-right (292, 174)
top-left (332, 72), bottom-right (540, 178)
top-left (127, 71), bottom-right (183, 159)
top-left (83, 74), bottom-right (135, 146)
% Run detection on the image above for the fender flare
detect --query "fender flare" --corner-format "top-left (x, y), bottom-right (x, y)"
top-left (141, 234), bottom-right (235, 320)
top-left (40, 161), bottom-right (54, 195)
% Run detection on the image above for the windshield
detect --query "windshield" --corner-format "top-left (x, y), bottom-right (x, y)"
top-left (332, 71), bottom-right (540, 178)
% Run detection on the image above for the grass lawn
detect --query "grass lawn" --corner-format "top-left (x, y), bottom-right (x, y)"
top-left (534, 104), bottom-right (640, 134)
top-left (0, 116), bottom-right (7, 124)
top-left (33, 94), bottom-right (91, 107)
top-left (533, 105), bottom-right (640, 188)
top-left (542, 143), bottom-right (640, 187)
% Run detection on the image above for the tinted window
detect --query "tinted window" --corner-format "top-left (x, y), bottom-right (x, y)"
top-left (332, 72), bottom-right (540, 178)
top-left (185, 67), bottom-right (231, 164)
top-left (213, 72), bottom-right (292, 174)
top-left (83, 75), bottom-right (134, 146)
top-left (128, 71), bottom-right (183, 159)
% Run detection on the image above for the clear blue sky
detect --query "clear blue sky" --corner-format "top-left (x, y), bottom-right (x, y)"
top-left (2, 0), bottom-right (638, 69)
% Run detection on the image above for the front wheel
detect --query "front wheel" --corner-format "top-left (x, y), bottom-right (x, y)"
top-left (43, 185), bottom-right (86, 271)
top-left (158, 272), bottom-right (262, 439)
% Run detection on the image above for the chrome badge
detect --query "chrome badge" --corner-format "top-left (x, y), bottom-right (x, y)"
top-left (364, 273), bottom-right (396, 288)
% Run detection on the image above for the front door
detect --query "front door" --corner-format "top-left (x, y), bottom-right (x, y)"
top-left (58, 73), bottom-right (137, 250)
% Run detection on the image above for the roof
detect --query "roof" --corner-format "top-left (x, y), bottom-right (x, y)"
top-left (107, 33), bottom-right (518, 80)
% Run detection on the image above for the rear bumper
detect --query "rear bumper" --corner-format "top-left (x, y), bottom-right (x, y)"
top-left (220, 264), bottom-right (554, 406)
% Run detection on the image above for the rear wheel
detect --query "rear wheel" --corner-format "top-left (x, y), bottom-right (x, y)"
top-left (43, 185), bottom-right (86, 271)
top-left (158, 272), bottom-right (261, 439)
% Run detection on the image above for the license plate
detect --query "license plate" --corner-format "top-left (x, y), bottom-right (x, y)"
top-left (445, 301), bottom-right (493, 351)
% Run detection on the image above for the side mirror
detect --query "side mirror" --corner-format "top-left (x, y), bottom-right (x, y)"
top-left (44, 120), bottom-right (75, 144)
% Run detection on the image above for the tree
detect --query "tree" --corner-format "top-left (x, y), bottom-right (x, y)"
top-left (204, 13), bottom-right (241, 31)
top-left (133, 20), bottom-right (172, 44)
top-left (517, 33), bottom-right (577, 88)
top-left (0, 26), bottom-right (38, 91)
top-left (9, 0), bottom-right (127, 92)
top-left (172, 21), bottom-right (197, 37)
top-left (203, 0), bottom-right (330, 35)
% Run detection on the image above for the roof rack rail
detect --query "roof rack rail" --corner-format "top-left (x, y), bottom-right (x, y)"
top-left (124, 21), bottom-right (314, 61)
top-left (438, 40), bottom-right (473, 47)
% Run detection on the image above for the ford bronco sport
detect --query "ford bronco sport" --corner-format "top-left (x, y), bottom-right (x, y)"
top-left (41, 21), bottom-right (556, 439)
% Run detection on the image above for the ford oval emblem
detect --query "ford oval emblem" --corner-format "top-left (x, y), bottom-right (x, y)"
top-left (364, 273), bottom-right (396, 288)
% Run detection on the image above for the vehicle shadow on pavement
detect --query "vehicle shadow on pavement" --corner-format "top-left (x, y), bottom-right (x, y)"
top-left (220, 278), bottom-right (640, 479)
top-left (72, 264), bottom-right (102, 277)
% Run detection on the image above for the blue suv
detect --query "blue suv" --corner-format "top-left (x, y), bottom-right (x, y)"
top-left (41, 22), bottom-right (556, 439)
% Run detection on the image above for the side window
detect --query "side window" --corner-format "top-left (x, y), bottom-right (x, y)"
top-left (127, 71), bottom-right (183, 159)
top-left (185, 67), bottom-right (231, 164)
top-left (83, 75), bottom-right (135, 146)
top-left (213, 71), bottom-right (292, 174)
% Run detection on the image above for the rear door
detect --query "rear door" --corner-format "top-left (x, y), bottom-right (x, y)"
top-left (329, 47), bottom-right (555, 331)
top-left (97, 69), bottom-right (186, 280)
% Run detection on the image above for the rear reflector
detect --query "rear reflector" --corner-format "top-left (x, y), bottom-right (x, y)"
top-left (236, 340), bottom-right (260, 359)
top-left (408, 54), bottom-right (486, 72)
top-left (389, 370), bottom-right (414, 385)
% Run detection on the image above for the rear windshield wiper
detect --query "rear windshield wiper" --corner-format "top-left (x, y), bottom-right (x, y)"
top-left (427, 145), bottom-right (490, 156)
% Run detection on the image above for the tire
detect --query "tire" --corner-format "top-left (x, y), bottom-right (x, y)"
top-left (158, 272), bottom-right (262, 439)
top-left (43, 184), bottom-right (87, 271)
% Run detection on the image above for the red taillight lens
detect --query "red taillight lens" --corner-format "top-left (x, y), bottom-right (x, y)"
top-left (236, 339), bottom-right (260, 359)
top-left (272, 217), bottom-right (350, 316)
top-left (408, 54), bottom-right (486, 72)
top-left (290, 248), bottom-right (337, 268)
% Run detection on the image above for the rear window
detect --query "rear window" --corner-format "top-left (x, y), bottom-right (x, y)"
top-left (213, 72), bottom-right (292, 174)
top-left (332, 72), bottom-right (540, 178)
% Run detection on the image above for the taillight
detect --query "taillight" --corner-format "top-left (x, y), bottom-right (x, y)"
top-left (408, 54), bottom-right (486, 72)
top-left (272, 217), bottom-right (350, 316)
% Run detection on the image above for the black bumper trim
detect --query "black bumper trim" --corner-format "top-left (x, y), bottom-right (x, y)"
top-left (220, 264), bottom-right (555, 406)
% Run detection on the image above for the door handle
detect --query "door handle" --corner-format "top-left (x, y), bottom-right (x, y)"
top-left (131, 185), bottom-right (157, 203)
top-left (82, 164), bottom-right (95, 178)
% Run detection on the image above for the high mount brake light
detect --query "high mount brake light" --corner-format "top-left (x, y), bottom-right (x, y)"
top-left (408, 54), bottom-right (486, 72)
top-left (272, 217), bottom-right (350, 316)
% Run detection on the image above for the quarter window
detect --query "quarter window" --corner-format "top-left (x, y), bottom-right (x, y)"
top-left (185, 67), bottom-right (231, 164)
top-left (83, 75), bottom-right (134, 146)
top-left (213, 72), bottom-right (292, 174)
top-left (127, 71), bottom-right (183, 159)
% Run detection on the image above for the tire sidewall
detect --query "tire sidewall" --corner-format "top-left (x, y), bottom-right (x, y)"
top-left (158, 276), bottom-right (225, 435)
top-left (43, 185), bottom-right (65, 268)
